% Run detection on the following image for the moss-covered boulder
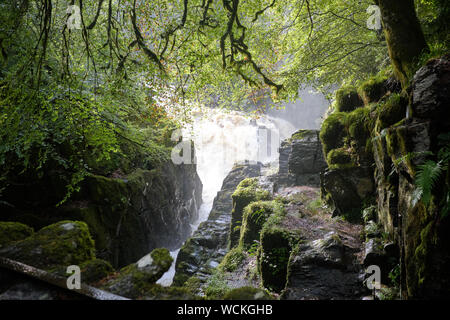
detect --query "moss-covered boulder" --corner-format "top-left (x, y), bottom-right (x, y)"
top-left (0, 222), bottom-right (34, 248)
top-left (259, 226), bottom-right (293, 293)
top-left (102, 248), bottom-right (172, 299)
top-left (80, 258), bottom-right (114, 284)
top-left (239, 201), bottom-right (283, 250)
top-left (326, 148), bottom-right (355, 170)
top-left (229, 178), bottom-right (271, 248)
top-left (0, 220), bottom-right (95, 270)
top-left (321, 167), bottom-right (374, 221)
top-left (375, 93), bottom-right (407, 131)
top-left (319, 112), bottom-right (347, 156)
top-left (223, 287), bottom-right (272, 300)
top-left (258, 209), bottom-right (296, 293)
top-left (335, 86), bottom-right (364, 112)
top-left (359, 75), bottom-right (389, 105)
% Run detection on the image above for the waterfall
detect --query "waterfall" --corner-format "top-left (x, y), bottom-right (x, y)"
top-left (154, 107), bottom-right (296, 286)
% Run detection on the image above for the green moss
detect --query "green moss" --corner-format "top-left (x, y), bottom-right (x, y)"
top-left (335, 85), bottom-right (364, 112)
top-left (204, 272), bottom-right (231, 299)
top-left (80, 258), bottom-right (114, 284)
top-left (359, 74), bottom-right (389, 105)
top-left (414, 220), bottom-right (437, 287)
top-left (140, 283), bottom-right (201, 300)
top-left (230, 178), bottom-right (271, 248)
top-left (0, 221), bottom-right (34, 248)
top-left (375, 93), bottom-right (407, 130)
top-left (183, 276), bottom-right (203, 296)
top-left (150, 247), bottom-right (173, 271)
top-left (259, 212), bottom-right (298, 293)
top-left (326, 148), bottom-right (354, 169)
top-left (319, 112), bottom-right (348, 156)
top-left (290, 129), bottom-right (317, 141)
top-left (347, 107), bottom-right (372, 146)
top-left (0, 220), bottom-right (95, 270)
top-left (239, 200), bottom-right (283, 249)
top-left (259, 228), bottom-right (292, 293)
top-left (218, 246), bottom-right (246, 272)
top-left (223, 287), bottom-right (272, 300)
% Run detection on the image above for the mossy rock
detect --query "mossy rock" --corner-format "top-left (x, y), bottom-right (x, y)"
top-left (359, 75), bottom-right (389, 105)
top-left (0, 221), bottom-right (34, 248)
top-left (319, 112), bottom-right (348, 156)
top-left (229, 178), bottom-right (271, 248)
top-left (326, 148), bottom-right (354, 169)
top-left (335, 86), bottom-right (364, 112)
top-left (140, 283), bottom-right (201, 300)
top-left (223, 287), bottom-right (272, 300)
top-left (0, 220), bottom-right (95, 270)
top-left (80, 258), bottom-right (114, 284)
top-left (218, 246), bottom-right (246, 272)
top-left (347, 107), bottom-right (372, 146)
top-left (102, 248), bottom-right (173, 299)
top-left (239, 201), bottom-right (283, 250)
top-left (259, 220), bottom-right (296, 293)
top-left (375, 93), bottom-right (407, 130)
top-left (183, 276), bottom-right (204, 296)
top-left (290, 129), bottom-right (317, 141)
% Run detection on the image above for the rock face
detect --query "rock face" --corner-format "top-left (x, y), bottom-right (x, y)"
top-left (321, 166), bottom-right (375, 218)
top-left (396, 55), bottom-right (450, 299)
top-left (278, 129), bottom-right (327, 187)
top-left (172, 162), bottom-right (262, 286)
top-left (366, 54), bottom-right (450, 299)
top-left (2, 160), bottom-right (202, 268)
top-left (282, 232), bottom-right (363, 300)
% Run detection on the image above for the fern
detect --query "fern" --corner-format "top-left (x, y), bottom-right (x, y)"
top-left (413, 160), bottom-right (445, 207)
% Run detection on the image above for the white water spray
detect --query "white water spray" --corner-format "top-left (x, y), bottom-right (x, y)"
top-left (153, 107), bottom-right (296, 286)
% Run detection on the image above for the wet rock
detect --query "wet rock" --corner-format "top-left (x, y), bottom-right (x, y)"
top-left (320, 166), bottom-right (374, 219)
top-left (282, 232), bottom-right (364, 300)
top-left (278, 130), bottom-right (327, 187)
top-left (172, 162), bottom-right (262, 286)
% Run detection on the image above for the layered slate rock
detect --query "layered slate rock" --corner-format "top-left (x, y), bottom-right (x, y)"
top-left (278, 129), bottom-right (327, 187)
top-left (282, 232), bottom-right (363, 300)
top-left (396, 54), bottom-right (450, 299)
top-left (172, 162), bottom-right (262, 286)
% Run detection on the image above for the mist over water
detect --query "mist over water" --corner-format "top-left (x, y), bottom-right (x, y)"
top-left (155, 88), bottom-right (328, 286)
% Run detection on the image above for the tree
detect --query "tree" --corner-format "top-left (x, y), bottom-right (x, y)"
top-left (375, 0), bottom-right (429, 87)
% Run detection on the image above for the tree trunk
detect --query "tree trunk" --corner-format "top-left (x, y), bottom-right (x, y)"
top-left (376, 0), bottom-right (428, 88)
